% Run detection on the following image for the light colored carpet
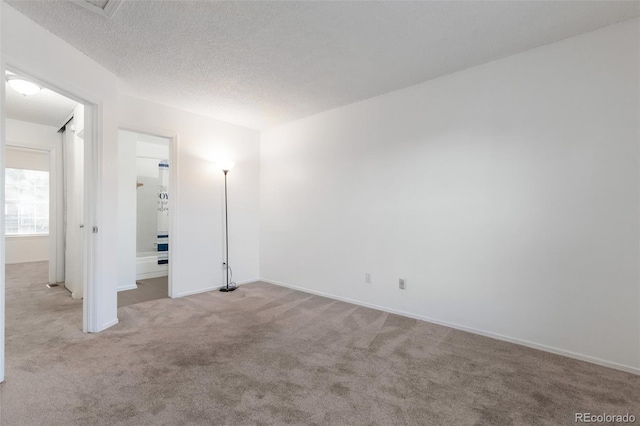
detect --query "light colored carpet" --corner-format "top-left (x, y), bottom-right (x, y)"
top-left (118, 276), bottom-right (168, 308)
top-left (0, 261), bottom-right (638, 425)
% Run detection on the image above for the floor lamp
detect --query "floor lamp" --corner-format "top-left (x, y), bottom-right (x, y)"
top-left (218, 160), bottom-right (237, 292)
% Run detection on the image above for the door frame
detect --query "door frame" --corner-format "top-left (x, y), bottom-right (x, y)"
top-left (119, 125), bottom-right (179, 299)
top-left (3, 144), bottom-right (62, 284)
top-left (1, 62), bottom-right (103, 381)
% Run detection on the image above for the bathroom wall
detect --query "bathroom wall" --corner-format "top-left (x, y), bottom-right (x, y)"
top-left (136, 141), bottom-right (170, 255)
top-left (135, 158), bottom-right (159, 255)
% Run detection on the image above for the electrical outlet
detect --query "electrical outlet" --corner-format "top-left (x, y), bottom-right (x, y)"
top-left (399, 279), bottom-right (406, 290)
top-left (365, 273), bottom-right (371, 284)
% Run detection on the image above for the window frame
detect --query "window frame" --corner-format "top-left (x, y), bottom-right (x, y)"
top-left (4, 167), bottom-right (50, 237)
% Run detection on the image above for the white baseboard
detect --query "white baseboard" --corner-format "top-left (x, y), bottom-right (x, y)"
top-left (175, 279), bottom-right (259, 298)
top-left (235, 278), bottom-right (260, 286)
top-left (136, 271), bottom-right (168, 280)
top-left (261, 278), bottom-right (640, 376)
top-left (98, 318), bottom-right (119, 332)
top-left (5, 258), bottom-right (48, 265)
top-left (175, 285), bottom-right (218, 298)
top-left (117, 283), bottom-right (138, 292)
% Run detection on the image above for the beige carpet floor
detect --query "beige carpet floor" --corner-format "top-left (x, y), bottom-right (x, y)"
top-left (0, 261), bottom-right (638, 425)
top-left (118, 276), bottom-right (169, 308)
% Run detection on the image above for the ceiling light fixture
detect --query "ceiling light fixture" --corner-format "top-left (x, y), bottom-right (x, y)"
top-left (6, 75), bottom-right (41, 96)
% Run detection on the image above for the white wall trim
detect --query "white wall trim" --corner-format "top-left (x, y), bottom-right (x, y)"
top-left (0, 39), bottom-right (6, 384)
top-left (261, 278), bottom-right (640, 376)
top-left (98, 318), bottom-right (119, 331)
top-left (136, 271), bottom-right (168, 280)
top-left (83, 102), bottom-right (98, 333)
top-left (175, 285), bottom-right (218, 298)
top-left (234, 278), bottom-right (260, 286)
top-left (117, 283), bottom-right (138, 292)
top-left (175, 279), bottom-right (258, 298)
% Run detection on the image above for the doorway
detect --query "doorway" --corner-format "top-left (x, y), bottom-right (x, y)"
top-left (2, 66), bottom-right (98, 338)
top-left (117, 129), bottom-right (174, 307)
top-left (4, 70), bottom-right (87, 291)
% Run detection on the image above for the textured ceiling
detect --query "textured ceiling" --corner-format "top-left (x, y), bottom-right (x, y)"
top-left (7, 1), bottom-right (639, 130)
top-left (5, 73), bottom-right (79, 128)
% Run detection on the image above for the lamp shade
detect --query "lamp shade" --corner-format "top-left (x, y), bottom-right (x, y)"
top-left (216, 160), bottom-right (236, 172)
top-left (7, 75), bottom-right (41, 96)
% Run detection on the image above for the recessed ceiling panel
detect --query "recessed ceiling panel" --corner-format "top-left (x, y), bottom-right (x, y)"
top-left (85, 0), bottom-right (108, 8)
top-left (70, 0), bottom-right (122, 18)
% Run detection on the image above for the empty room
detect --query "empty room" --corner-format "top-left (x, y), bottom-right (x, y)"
top-left (0, 1), bottom-right (639, 425)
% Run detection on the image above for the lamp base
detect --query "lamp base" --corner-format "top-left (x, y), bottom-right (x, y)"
top-left (219, 285), bottom-right (237, 292)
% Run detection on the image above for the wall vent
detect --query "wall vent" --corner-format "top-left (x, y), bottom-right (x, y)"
top-left (70, 0), bottom-right (123, 18)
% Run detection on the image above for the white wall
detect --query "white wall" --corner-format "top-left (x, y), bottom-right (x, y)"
top-left (4, 235), bottom-right (48, 264)
top-left (117, 130), bottom-right (137, 291)
top-left (2, 2), bottom-right (120, 338)
top-left (137, 140), bottom-right (170, 162)
top-left (5, 118), bottom-right (61, 149)
top-left (5, 146), bottom-right (50, 170)
top-left (260, 19), bottom-right (640, 373)
top-left (119, 96), bottom-right (261, 297)
top-left (5, 119), bottom-right (63, 276)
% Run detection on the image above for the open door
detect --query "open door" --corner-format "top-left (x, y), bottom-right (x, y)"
top-left (62, 111), bottom-right (85, 299)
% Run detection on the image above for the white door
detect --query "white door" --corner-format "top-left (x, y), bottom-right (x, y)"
top-left (63, 117), bottom-right (84, 299)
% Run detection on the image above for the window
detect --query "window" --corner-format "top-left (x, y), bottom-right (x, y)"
top-left (5, 168), bottom-right (49, 235)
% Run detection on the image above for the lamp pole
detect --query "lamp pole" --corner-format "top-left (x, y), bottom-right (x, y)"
top-left (220, 168), bottom-right (236, 292)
